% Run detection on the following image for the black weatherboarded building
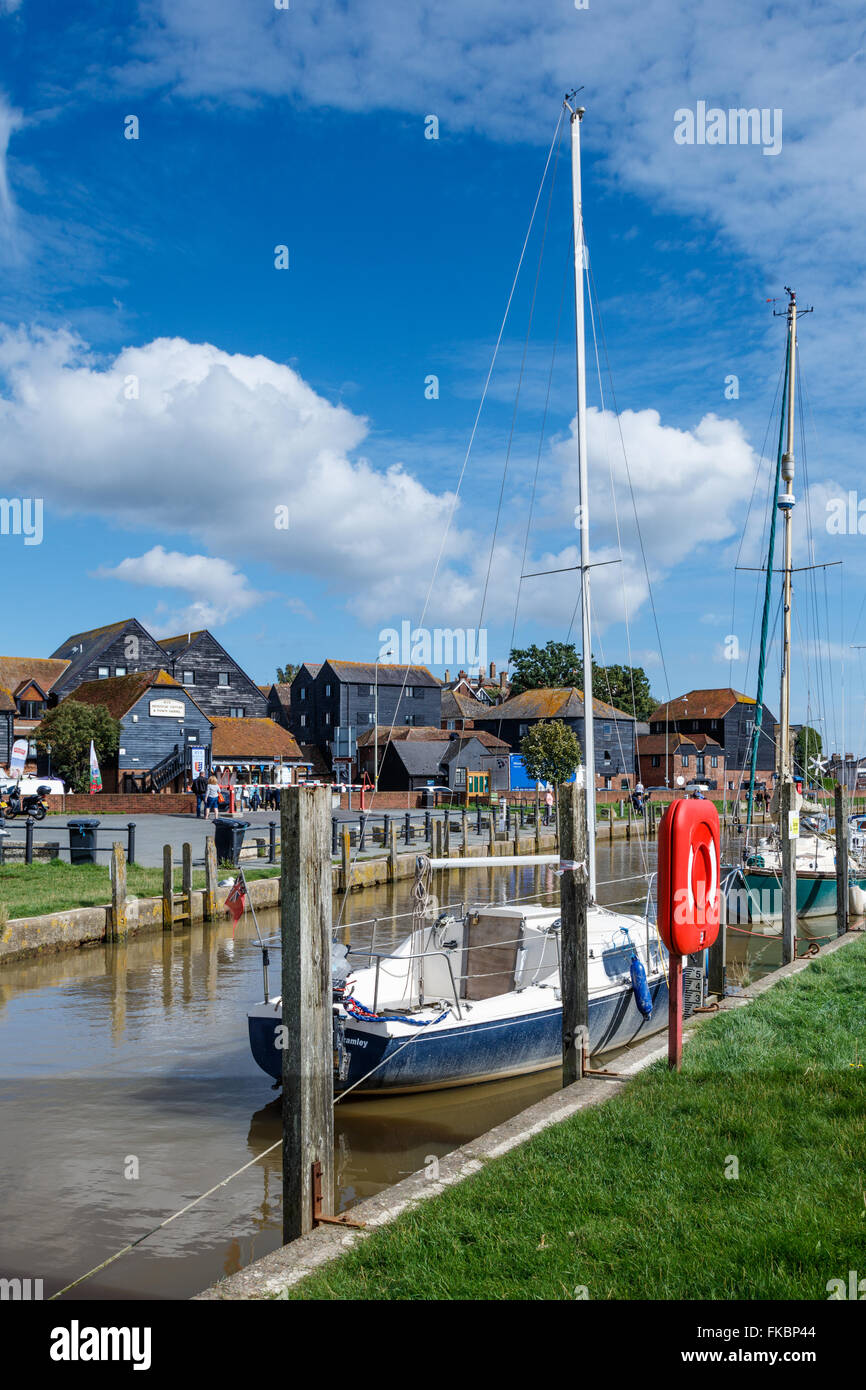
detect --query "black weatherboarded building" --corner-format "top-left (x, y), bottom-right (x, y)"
top-left (290, 660), bottom-right (442, 771)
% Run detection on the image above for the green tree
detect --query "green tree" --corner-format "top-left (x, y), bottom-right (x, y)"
top-left (509, 640), bottom-right (656, 719)
top-left (519, 720), bottom-right (583, 808)
top-left (34, 701), bottom-right (121, 793)
top-left (794, 725), bottom-right (823, 782)
top-left (276, 663), bottom-right (299, 685)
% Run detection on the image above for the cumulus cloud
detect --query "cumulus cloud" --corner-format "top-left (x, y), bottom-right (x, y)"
top-left (92, 546), bottom-right (269, 632)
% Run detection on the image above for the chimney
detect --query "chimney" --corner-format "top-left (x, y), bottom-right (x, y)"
top-left (500, 671), bottom-right (508, 689)
top-left (490, 661), bottom-right (496, 679)
top-left (444, 669), bottom-right (450, 683)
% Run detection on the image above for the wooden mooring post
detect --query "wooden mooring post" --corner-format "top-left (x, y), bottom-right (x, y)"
top-left (162, 845), bottom-right (173, 930)
top-left (109, 841), bottom-right (128, 942)
top-left (341, 827), bottom-right (351, 892)
top-left (388, 822), bottom-right (398, 881)
top-left (835, 783), bottom-right (849, 938)
top-left (559, 780), bottom-right (588, 1086)
top-left (203, 836), bottom-right (217, 923)
top-left (281, 784), bottom-right (334, 1243)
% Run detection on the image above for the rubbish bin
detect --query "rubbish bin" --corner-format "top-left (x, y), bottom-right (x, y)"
top-left (67, 818), bottom-right (100, 865)
top-left (214, 817), bottom-right (249, 866)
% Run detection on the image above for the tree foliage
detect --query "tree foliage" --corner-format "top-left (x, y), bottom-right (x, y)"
top-left (508, 640), bottom-right (657, 720)
top-left (276, 663), bottom-right (300, 685)
top-left (34, 701), bottom-right (121, 793)
top-left (519, 720), bottom-right (583, 791)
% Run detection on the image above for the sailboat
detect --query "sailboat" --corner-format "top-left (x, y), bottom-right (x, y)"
top-left (727, 289), bottom-right (866, 920)
top-left (248, 100), bottom-right (670, 1094)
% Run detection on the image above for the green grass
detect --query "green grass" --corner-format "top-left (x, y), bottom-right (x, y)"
top-left (286, 939), bottom-right (866, 1300)
top-left (0, 858), bottom-right (281, 919)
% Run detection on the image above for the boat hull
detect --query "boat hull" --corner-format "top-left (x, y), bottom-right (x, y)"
top-left (248, 976), bottom-right (669, 1095)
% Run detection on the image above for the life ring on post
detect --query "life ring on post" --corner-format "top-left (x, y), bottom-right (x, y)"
top-left (657, 798), bottom-right (721, 954)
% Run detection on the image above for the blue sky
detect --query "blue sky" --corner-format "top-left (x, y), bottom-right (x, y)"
top-left (1, 1), bottom-right (865, 750)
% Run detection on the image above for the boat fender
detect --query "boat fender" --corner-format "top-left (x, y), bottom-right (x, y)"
top-left (746, 854), bottom-right (765, 868)
top-left (629, 954), bottom-right (653, 1019)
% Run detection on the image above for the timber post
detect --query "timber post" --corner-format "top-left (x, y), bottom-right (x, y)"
top-left (281, 784), bottom-right (334, 1243)
top-left (462, 810), bottom-right (469, 854)
top-left (560, 779), bottom-right (588, 1087)
top-left (388, 822), bottom-right (398, 881)
top-left (341, 827), bottom-right (351, 893)
top-left (835, 782), bottom-right (849, 938)
top-left (203, 836), bottom-right (217, 922)
top-left (109, 841), bottom-right (127, 942)
top-left (182, 842), bottom-right (193, 918)
top-left (162, 845), bottom-right (173, 930)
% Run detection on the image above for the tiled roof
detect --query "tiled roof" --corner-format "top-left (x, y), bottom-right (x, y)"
top-left (649, 688), bottom-right (757, 721)
top-left (489, 687), bottom-right (635, 721)
top-left (0, 656), bottom-right (70, 696)
top-left (63, 669), bottom-right (191, 720)
top-left (324, 659), bottom-right (441, 688)
top-left (157, 631), bottom-right (205, 653)
top-left (297, 743), bottom-right (332, 777)
top-left (210, 718), bottom-right (303, 759)
top-left (356, 725), bottom-right (448, 747)
top-left (52, 618), bottom-right (134, 653)
top-left (389, 741), bottom-right (449, 775)
top-left (0, 687), bottom-right (15, 712)
top-left (638, 732), bottom-right (723, 755)
top-left (441, 689), bottom-right (484, 720)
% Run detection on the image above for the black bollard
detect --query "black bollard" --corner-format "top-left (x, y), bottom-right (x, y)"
top-left (270, 819), bottom-right (278, 863)
top-left (127, 822), bottom-right (136, 865)
top-left (25, 816), bottom-right (34, 865)
top-left (404, 811), bottom-right (411, 845)
top-left (331, 816), bottom-right (339, 856)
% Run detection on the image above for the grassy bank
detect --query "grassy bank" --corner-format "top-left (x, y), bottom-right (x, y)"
top-left (0, 859), bottom-right (281, 920)
top-left (287, 938), bottom-right (866, 1301)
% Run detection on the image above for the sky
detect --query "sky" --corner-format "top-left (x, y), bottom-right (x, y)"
top-left (1, 0), bottom-right (865, 750)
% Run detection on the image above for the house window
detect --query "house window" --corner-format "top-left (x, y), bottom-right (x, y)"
top-left (300, 714), bottom-right (307, 727)
top-left (324, 684), bottom-right (331, 697)
top-left (21, 700), bottom-right (43, 719)
top-left (368, 712), bottom-right (375, 724)
top-left (651, 755), bottom-right (660, 768)
top-left (455, 767), bottom-right (466, 788)
top-left (98, 667), bottom-right (109, 678)
top-left (692, 720), bottom-right (699, 731)
top-left (229, 707), bottom-right (245, 718)
top-left (681, 755), bottom-right (690, 768)
top-left (182, 670), bottom-right (195, 685)
top-left (711, 755), bottom-right (719, 768)
top-left (405, 686), bottom-right (414, 698)
top-left (405, 713), bottom-right (416, 726)
top-left (218, 673), bottom-right (230, 686)
top-left (115, 667), bottom-right (126, 677)
top-left (519, 723), bottom-right (529, 738)
top-left (603, 750), bottom-right (611, 763)
top-left (368, 684), bottom-right (375, 695)
top-left (324, 712), bottom-right (332, 725)
top-left (300, 687), bottom-right (306, 701)
top-left (745, 719), bottom-right (754, 735)
top-left (603, 723), bottom-right (611, 739)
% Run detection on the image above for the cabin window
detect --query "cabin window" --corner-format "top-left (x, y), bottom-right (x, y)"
top-left (182, 670), bottom-right (194, 685)
top-left (115, 666), bottom-right (126, 677)
top-left (97, 667), bottom-right (109, 679)
top-left (218, 673), bottom-right (230, 686)
top-left (229, 707), bottom-right (245, 718)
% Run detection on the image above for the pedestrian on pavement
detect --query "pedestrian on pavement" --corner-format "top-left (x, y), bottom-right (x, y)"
top-left (251, 784), bottom-right (261, 812)
top-left (205, 774), bottom-right (220, 820)
top-left (544, 787), bottom-right (554, 826)
top-left (193, 771), bottom-right (208, 818)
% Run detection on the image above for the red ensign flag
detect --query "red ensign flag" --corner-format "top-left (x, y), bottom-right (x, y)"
top-left (225, 878), bottom-right (246, 925)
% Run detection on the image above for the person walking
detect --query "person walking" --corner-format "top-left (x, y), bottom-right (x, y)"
top-left (193, 770), bottom-right (208, 819)
top-left (250, 784), bottom-right (261, 812)
top-left (205, 774), bottom-right (220, 820)
top-left (544, 787), bottom-right (554, 826)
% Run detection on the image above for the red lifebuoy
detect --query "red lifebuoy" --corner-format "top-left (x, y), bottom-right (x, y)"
top-left (657, 799), bottom-right (720, 954)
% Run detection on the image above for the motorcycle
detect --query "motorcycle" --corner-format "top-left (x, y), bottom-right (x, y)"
top-left (0, 784), bottom-right (51, 821)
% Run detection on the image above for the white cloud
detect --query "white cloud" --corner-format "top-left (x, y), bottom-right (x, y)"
top-left (0, 93), bottom-right (23, 232)
top-left (92, 546), bottom-right (268, 631)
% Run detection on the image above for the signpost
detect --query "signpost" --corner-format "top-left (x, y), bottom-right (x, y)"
top-left (657, 798), bottom-right (721, 1070)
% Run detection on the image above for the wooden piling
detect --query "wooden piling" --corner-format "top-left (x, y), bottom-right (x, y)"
top-left (462, 811), bottom-right (468, 854)
top-left (162, 845), bottom-right (173, 930)
top-left (444, 812), bottom-right (451, 857)
top-left (388, 822), bottom-right (398, 881)
top-left (834, 782), bottom-right (849, 939)
top-left (488, 811), bottom-right (495, 856)
top-left (109, 841), bottom-right (127, 942)
top-left (341, 827), bottom-right (351, 893)
top-left (182, 842), bottom-right (193, 912)
top-left (203, 837), bottom-right (217, 922)
top-left (281, 784), bottom-right (334, 1243)
top-left (559, 779), bottom-right (588, 1086)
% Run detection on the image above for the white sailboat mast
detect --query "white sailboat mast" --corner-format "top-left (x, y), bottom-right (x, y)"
top-left (779, 288), bottom-right (797, 782)
top-left (567, 97), bottom-right (597, 899)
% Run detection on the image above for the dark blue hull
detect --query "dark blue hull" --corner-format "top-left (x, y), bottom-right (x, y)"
top-left (248, 977), bottom-right (669, 1095)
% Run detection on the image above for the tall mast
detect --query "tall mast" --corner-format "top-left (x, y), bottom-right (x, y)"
top-left (778, 288), bottom-right (798, 782)
top-left (566, 96), bottom-right (597, 899)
